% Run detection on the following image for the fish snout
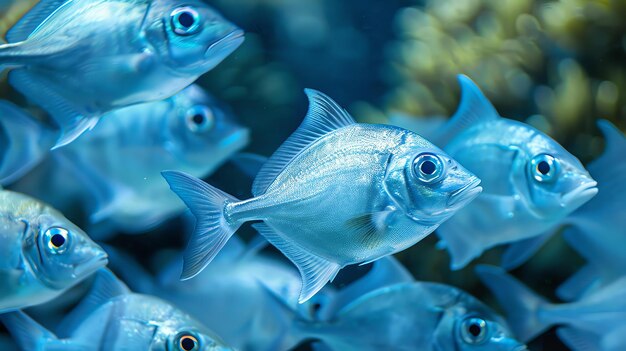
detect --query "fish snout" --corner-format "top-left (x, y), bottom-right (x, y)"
top-left (447, 177), bottom-right (482, 208)
top-left (205, 29), bottom-right (245, 59)
top-left (73, 249), bottom-right (109, 278)
top-left (560, 179), bottom-right (598, 209)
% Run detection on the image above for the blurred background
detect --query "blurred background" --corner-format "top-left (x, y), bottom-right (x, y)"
top-left (1, 0), bottom-right (625, 350)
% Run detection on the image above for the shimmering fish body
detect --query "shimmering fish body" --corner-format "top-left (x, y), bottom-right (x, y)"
top-left (0, 190), bottom-right (107, 313)
top-left (477, 265), bottom-right (626, 351)
top-left (57, 84), bottom-right (249, 233)
top-left (299, 282), bottom-right (526, 351)
top-left (0, 0), bottom-right (244, 147)
top-left (435, 76), bottom-right (597, 269)
top-left (163, 89), bottom-right (482, 302)
top-left (107, 237), bottom-right (303, 351)
top-left (0, 269), bottom-right (233, 351)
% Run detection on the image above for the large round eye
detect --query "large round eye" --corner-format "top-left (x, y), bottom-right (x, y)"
top-left (461, 317), bottom-right (488, 344)
top-left (185, 105), bottom-right (215, 133)
top-left (530, 154), bottom-right (559, 182)
top-left (42, 227), bottom-right (70, 254)
top-left (177, 333), bottom-right (199, 351)
top-left (171, 7), bottom-right (201, 36)
top-left (413, 153), bottom-right (445, 183)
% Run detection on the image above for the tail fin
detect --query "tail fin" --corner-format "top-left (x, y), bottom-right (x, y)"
top-left (0, 310), bottom-right (57, 350)
top-left (162, 170), bottom-right (241, 280)
top-left (475, 265), bottom-right (551, 342)
top-left (0, 100), bottom-right (55, 185)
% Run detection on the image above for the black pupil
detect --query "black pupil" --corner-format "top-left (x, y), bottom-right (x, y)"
top-left (178, 12), bottom-right (195, 28)
top-left (468, 323), bottom-right (482, 337)
top-left (537, 161), bottom-right (550, 175)
top-left (181, 337), bottom-right (196, 350)
top-left (420, 160), bottom-right (436, 175)
top-left (51, 234), bottom-right (65, 247)
top-left (192, 114), bottom-right (205, 125)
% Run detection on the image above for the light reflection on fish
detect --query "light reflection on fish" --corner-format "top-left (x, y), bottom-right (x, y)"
top-left (0, 0), bottom-right (244, 147)
top-left (0, 189), bottom-right (107, 313)
top-left (163, 88), bottom-right (482, 303)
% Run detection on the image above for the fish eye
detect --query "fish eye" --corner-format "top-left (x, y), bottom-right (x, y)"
top-left (413, 153), bottom-right (445, 184)
top-left (460, 317), bottom-right (488, 344)
top-left (185, 105), bottom-right (215, 133)
top-left (530, 154), bottom-right (559, 182)
top-left (42, 227), bottom-right (70, 254)
top-left (171, 7), bottom-right (201, 36)
top-left (176, 333), bottom-right (199, 351)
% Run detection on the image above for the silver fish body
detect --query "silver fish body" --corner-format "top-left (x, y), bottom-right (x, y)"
top-left (163, 89), bottom-right (482, 303)
top-left (434, 75), bottom-right (597, 269)
top-left (0, 190), bottom-right (107, 313)
top-left (0, 269), bottom-right (233, 351)
top-left (60, 84), bottom-right (249, 233)
top-left (0, 0), bottom-right (244, 147)
top-left (299, 282), bottom-right (526, 351)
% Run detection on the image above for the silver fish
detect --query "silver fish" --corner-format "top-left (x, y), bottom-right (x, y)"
top-left (163, 89), bottom-right (482, 303)
top-left (0, 189), bottom-right (107, 313)
top-left (297, 282), bottom-right (527, 351)
top-left (433, 75), bottom-right (597, 269)
top-left (0, 0), bottom-right (244, 147)
top-left (0, 269), bottom-right (233, 351)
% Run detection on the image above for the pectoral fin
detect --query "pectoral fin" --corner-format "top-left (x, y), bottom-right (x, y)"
top-left (253, 223), bottom-right (341, 303)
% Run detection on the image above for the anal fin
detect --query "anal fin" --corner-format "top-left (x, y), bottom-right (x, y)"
top-left (252, 223), bottom-right (341, 303)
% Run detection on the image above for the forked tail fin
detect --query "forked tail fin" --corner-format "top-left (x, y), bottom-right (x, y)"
top-left (162, 170), bottom-right (241, 280)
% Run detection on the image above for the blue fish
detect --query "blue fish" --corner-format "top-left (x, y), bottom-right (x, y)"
top-left (58, 84), bottom-right (248, 234)
top-left (0, 269), bottom-right (233, 351)
top-left (0, 189), bottom-right (107, 313)
top-left (296, 281), bottom-right (527, 351)
top-left (105, 236), bottom-right (307, 351)
top-left (503, 120), bottom-right (626, 298)
top-left (7, 85), bottom-right (248, 235)
top-left (0, 100), bottom-right (55, 185)
top-left (434, 75), bottom-right (597, 269)
top-left (162, 89), bottom-right (482, 302)
top-left (0, 0), bottom-right (244, 147)
top-left (476, 265), bottom-right (626, 349)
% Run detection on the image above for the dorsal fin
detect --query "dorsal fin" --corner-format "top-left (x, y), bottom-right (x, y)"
top-left (252, 89), bottom-right (355, 196)
top-left (593, 120), bottom-right (626, 171)
top-left (6, 0), bottom-right (70, 43)
top-left (434, 75), bottom-right (499, 147)
top-left (57, 269), bottom-right (129, 336)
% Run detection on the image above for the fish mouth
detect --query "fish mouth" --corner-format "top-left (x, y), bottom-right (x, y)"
top-left (560, 180), bottom-right (598, 208)
top-left (447, 178), bottom-right (483, 208)
top-left (205, 29), bottom-right (245, 58)
top-left (74, 253), bottom-right (108, 278)
top-left (219, 127), bottom-right (250, 151)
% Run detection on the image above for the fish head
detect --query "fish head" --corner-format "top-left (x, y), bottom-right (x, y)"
top-left (153, 306), bottom-right (233, 351)
top-left (147, 1), bottom-right (244, 74)
top-left (451, 315), bottom-right (527, 351)
top-left (24, 210), bottom-right (108, 290)
top-left (514, 138), bottom-right (597, 220)
top-left (384, 141), bottom-right (482, 225)
top-left (166, 85), bottom-right (249, 170)
top-left (433, 299), bottom-right (526, 351)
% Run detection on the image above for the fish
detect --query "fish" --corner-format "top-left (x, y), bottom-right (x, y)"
top-left (162, 88), bottom-right (482, 303)
top-left (433, 75), bottom-right (597, 269)
top-left (57, 84), bottom-right (248, 234)
top-left (502, 120), bottom-right (626, 277)
top-left (0, 269), bottom-right (233, 351)
top-left (0, 189), bottom-right (108, 313)
top-left (0, 100), bottom-right (55, 185)
top-left (476, 265), bottom-right (626, 349)
top-left (295, 281), bottom-right (527, 351)
top-left (105, 237), bottom-right (307, 351)
top-left (0, 0), bottom-right (244, 148)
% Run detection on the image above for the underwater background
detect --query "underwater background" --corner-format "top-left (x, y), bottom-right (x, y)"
top-left (0, 0), bottom-right (624, 350)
